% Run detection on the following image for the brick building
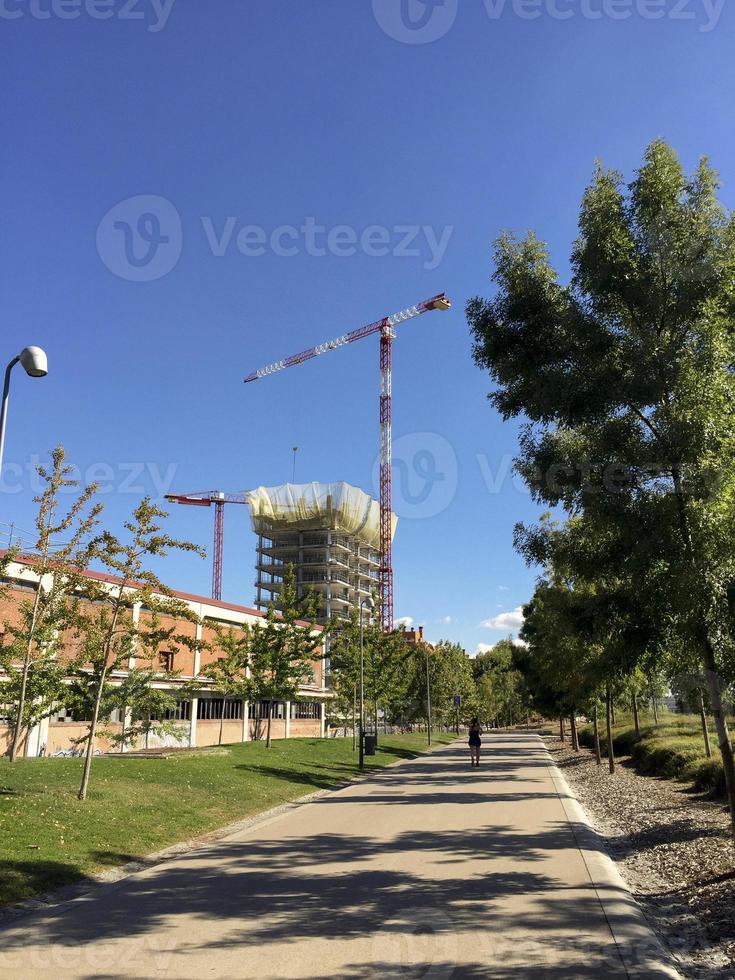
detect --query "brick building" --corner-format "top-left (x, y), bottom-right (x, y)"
top-left (0, 555), bottom-right (326, 757)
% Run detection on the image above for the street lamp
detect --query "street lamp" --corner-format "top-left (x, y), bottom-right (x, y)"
top-left (0, 347), bottom-right (48, 477)
top-left (359, 595), bottom-right (374, 770)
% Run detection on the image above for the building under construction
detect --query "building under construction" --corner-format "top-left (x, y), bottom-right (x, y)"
top-left (246, 482), bottom-right (396, 627)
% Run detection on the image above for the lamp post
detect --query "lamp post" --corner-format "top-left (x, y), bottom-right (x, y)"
top-left (425, 642), bottom-right (432, 746)
top-left (359, 595), bottom-right (374, 770)
top-left (0, 347), bottom-right (48, 478)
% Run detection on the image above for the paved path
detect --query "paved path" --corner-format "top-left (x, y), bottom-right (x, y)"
top-left (0, 734), bottom-right (678, 979)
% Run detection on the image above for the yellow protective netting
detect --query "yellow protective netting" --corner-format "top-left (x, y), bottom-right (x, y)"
top-left (245, 482), bottom-right (396, 551)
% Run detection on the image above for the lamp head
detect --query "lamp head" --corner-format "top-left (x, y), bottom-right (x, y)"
top-left (363, 596), bottom-right (375, 611)
top-left (18, 346), bottom-right (48, 378)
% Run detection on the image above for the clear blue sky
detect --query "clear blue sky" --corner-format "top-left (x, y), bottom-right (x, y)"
top-left (2, 0), bottom-right (734, 654)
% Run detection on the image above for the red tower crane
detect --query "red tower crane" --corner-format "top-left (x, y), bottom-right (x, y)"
top-left (164, 491), bottom-right (248, 601)
top-left (243, 292), bottom-right (451, 631)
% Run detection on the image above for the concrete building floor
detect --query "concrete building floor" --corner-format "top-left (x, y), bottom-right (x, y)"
top-left (0, 734), bottom-right (679, 979)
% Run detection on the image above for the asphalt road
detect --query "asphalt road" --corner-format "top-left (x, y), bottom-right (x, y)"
top-left (0, 734), bottom-right (678, 979)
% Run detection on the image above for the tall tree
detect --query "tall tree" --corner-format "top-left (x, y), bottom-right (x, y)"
top-left (247, 564), bottom-right (324, 748)
top-left (5, 446), bottom-right (100, 761)
top-left (73, 498), bottom-right (202, 799)
top-left (469, 140), bottom-right (735, 835)
top-left (200, 623), bottom-right (251, 745)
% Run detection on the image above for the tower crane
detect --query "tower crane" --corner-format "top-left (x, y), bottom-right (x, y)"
top-left (164, 490), bottom-right (248, 601)
top-left (243, 292), bottom-right (452, 631)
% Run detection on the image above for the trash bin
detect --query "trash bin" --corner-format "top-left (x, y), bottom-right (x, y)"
top-left (364, 734), bottom-right (377, 756)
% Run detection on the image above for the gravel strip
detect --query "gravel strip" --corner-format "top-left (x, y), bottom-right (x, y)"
top-left (544, 736), bottom-right (735, 980)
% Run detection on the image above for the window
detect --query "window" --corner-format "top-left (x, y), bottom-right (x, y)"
top-left (291, 701), bottom-right (320, 720)
top-left (248, 700), bottom-right (285, 719)
top-left (164, 700), bottom-right (191, 721)
top-left (197, 698), bottom-right (243, 721)
top-left (159, 651), bottom-right (175, 672)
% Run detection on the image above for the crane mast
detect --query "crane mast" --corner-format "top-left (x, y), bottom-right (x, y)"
top-left (244, 292), bottom-right (451, 631)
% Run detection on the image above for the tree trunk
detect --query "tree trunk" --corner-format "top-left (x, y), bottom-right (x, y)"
top-left (78, 665), bottom-right (107, 800)
top-left (559, 717), bottom-right (565, 742)
top-left (593, 704), bottom-right (602, 766)
top-left (699, 691), bottom-right (712, 760)
top-left (702, 644), bottom-right (735, 838)
top-left (652, 695), bottom-right (659, 724)
top-left (374, 701), bottom-right (379, 748)
top-left (570, 711), bottom-right (579, 752)
top-left (10, 584), bottom-right (43, 762)
top-left (611, 697), bottom-right (616, 726)
top-left (606, 686), bottom-right (615, 774)
top-left (266, 702), bottom-right (272, 749)
top-left (632, 689), bottom-right (640, 737)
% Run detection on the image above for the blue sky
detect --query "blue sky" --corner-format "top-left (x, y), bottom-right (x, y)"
top-left (2, 0), bottom-right (734, 654)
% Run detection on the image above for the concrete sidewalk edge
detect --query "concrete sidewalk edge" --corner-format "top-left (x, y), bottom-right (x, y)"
top-left (541, 736), bottom-right (682, 979)
top-left (0, 736), bottom-right (457, 924)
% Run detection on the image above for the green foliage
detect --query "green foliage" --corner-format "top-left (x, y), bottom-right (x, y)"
top-left (2, 445), bottom-right (101, 761)
top-left (246, 564), bottom-right (324, 747)
top-left (469, 139), bottom-right (735, 826)
top-left (72, 497), bottom-right (203, 798)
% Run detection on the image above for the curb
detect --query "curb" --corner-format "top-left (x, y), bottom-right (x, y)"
top-left (540, 736), bottom-right (682, 979)
top-left (0, 736), bottom-right (456, 924)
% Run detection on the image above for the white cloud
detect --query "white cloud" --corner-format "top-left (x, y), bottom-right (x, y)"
top-left (436, 615), bottom-right (452, 624)
top-left (498, 585), bottom-right (510, 592)
top-left (395, 616), bottom-right (414, 628)
top-left (474, 643), bottom-right (495, 656)
top-left (480, 606), bottom-right (524, 631)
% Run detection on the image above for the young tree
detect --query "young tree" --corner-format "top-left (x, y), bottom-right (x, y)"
top-left (247, 564), bottom-right (324, 748)
top-left (5, 446), bottom-right (100, 761)
top-left (200, 623), bottom-right (251, 745)
top-left (469, 140), bottom-right (735, 834)
top-left (73, 498), bottom-right (202, 799)
top-left (327, 612), bottom-right (362, 748)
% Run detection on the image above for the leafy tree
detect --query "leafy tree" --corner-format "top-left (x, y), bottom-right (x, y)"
top-left (72, 498), bottom-right (202, 799)
top-left (109, 669), bottom-right (187, 751)
top-left (247, 564), bottom-right (324, 748)
top-left (327, 611), bottom-right (362, 748)
top-left (3, 446), bottom-right (100, 760)
top-left (469, 140), bottom-right (735, 834)
top-left (200, 623), bottom-right (251, 745)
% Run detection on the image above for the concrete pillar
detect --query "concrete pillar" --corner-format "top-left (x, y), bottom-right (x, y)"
top-left (194, 615), bottom-right (203, 676)
top-left (189, 697), bottom-right (198, 747)
top-left (320, 701), bottom-right (326, 738)
top-left (242, 701), bottom-right (249, 742)
top-left (27, 715), bottom-right (50, 757)
top-left (285, 701), bottom-right (291, 739)
top-left (129, 601), bottom-right (141, 668)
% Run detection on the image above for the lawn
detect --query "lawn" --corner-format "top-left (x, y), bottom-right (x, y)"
top-left (578, 712), bottom-right (732, 796)
top-left (0, 733), bottom-right (455, 907)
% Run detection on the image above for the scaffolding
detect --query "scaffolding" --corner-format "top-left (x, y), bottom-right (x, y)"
top-left (246, 482), bottom-right (397, 627)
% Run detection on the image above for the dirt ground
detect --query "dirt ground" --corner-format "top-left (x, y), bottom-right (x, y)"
top-left (544, 735), bottom-right (735, 980)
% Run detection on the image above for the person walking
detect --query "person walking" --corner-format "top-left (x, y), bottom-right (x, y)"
top-left (468, 718), bottom-right (482, 766)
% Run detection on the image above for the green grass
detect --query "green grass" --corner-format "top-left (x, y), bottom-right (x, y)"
top-left (578, 713), bottom-right (731, 796)
top-left (0, 733), bottom-right (454, 907)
